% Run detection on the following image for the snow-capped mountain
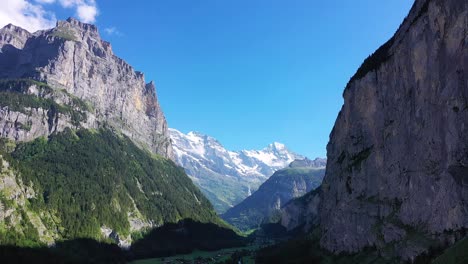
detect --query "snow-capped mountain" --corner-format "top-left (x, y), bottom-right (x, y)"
top-left (169, 128), bottom-right (307, 213)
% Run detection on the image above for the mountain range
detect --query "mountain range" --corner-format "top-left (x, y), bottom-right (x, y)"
top-left (222, 158), bottom-right (325, 231)
top-left (0, 0), bottom-right (466, 262)
top-left (169, 128), bottom-right (312, 213)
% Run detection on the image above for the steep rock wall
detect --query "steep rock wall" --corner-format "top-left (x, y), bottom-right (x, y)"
top-left (0, 18), bottom-right (173, 159)
top-left (319, 0), bottom-right (467, 260)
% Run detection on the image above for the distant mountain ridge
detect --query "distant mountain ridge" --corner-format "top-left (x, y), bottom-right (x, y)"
top-left (169, 128), bottom-right (307, 213)
top-left (222, 158), bottom-right (325, 231)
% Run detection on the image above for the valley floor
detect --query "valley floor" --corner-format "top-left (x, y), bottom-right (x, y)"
top-left (131, 246), bottom-right (257, 264)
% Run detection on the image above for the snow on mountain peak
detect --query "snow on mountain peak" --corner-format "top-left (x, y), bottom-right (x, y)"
top-left (168, 128), bottom-right (308, 213)
top-left (271, 142), bottom-right (286, 150)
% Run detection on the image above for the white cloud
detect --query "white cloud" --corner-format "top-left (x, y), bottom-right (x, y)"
top-left (57, 0), bottom-right (99, 24)
top-left (0, 0), bottom-right (99, 32)
top-left (76, 3), bottom-right (98, 23)
top-left (0, 0), bottom-right (56, 32)
top-left (104, 26), bottom-right (122, 36)
top-left (35, 0), bottom-right (55, 3)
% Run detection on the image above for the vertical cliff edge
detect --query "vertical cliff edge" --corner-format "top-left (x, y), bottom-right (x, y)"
top-left (0, 18), bottom-right (173, 159)
top-left (281, 0), bottom-right (468, 260)
top-left (318, 0), bottom-right (466, 260)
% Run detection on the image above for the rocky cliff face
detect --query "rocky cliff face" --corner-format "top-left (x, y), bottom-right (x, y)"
top-left (0, 18), bottom-right (173, 159)
top-left (170, 128), bottom-right (305, 213)
top-left (280, 188), bottom-right (321, 232)
top-left (319, 0), bottom-right (467, 260)
top-left (222, 158), bottom-right (325, 231)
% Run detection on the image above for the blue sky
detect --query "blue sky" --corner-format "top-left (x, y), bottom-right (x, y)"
top-left (2, 0), bottom-right (414, 158)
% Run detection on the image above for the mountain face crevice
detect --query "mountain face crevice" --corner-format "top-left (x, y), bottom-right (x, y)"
top-left (0, 18), bottom-right (173, 159)
top-left (318, 0), bottom-right (467, 260)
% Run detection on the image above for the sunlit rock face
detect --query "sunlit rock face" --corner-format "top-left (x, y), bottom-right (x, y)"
top-left (319, 0), bottom-right (467, 260)
top-left (0, 18), bottom-right (173, 159)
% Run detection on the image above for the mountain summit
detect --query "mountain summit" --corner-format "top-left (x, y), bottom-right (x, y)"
top-left (0, 17), bottom-right (173, 159)
top-left (169, 128), bottom-right (306, 213)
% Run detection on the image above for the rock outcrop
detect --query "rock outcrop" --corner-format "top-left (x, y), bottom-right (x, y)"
top-left (0, 18), bottom-right (173, 159)
top-left (280, 188), bottom-right (321, 232)
top-left (319, 0), bottom-right (467, 260)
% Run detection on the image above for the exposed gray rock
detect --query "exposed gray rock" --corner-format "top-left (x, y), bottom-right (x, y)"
top-left (289, 157), bottom-right (326, 168)
top-left (280, 188), bottom-right (321, 232)
top-left (0, 17), bottom-right (173, 159)
top-left (382, 223), bottom-right (406, 244)
top-left (0, 24), bottom-right (32, 49)
top-left (319, 0), bottom-right (467, 260)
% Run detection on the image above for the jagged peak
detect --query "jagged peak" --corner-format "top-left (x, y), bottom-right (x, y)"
top-left (265, 141), bottom-right (287, 152)
top-left (0, 23), bottom-right (33, 49)
top-left (272, 142), bottom-right (286, 149)
top-left (289, 157), bottom-right (327, 168)
top-left (173, 129), bottom-right (223, 147)
top-left (144, 81), bottom-right (157, 97)
top-left (0, 23), bottom-right (31, 35)
top-left (187, 131), bottom-right (211, 139)
top-left (56, 17), bottom-right (99, 35)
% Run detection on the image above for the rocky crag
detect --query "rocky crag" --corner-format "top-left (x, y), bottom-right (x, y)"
top-left (0, 18), bottom-right (173, 159)
top-left (315, 0), bottom-right (467, 261)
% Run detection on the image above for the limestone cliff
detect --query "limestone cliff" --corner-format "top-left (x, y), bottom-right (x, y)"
top-left (319, 0), bottom-right (467, 260)
top-left (0, 18), bottom-right (173, 159)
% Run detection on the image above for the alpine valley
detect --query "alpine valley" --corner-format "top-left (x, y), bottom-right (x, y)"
top-left (0, 0), bottom-right (466, 263)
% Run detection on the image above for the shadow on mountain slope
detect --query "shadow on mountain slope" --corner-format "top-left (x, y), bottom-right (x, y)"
top-left (129, 218), bottom-right (247, 260)
top-left (0, 238), bottom-right (126, 264)
top-left (0, 219), bottom-right (247, 263)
